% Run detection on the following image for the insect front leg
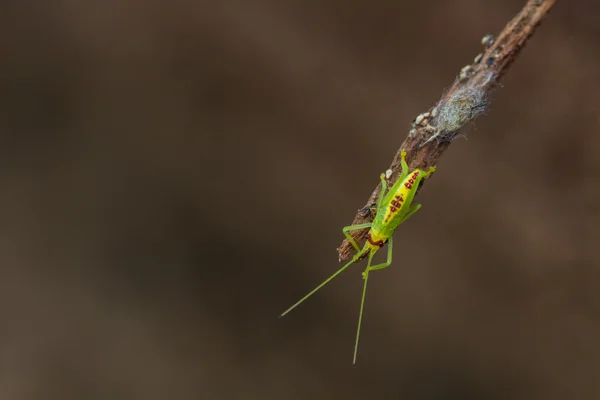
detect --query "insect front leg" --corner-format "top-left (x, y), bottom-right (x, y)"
top-left (381, 150), bottom-right (411, 202)
top-left (421, 165), bottom-right (436, 179)
top-left (398, 149), bottom-right (409, 182)
top-left (377, 172), bottom-right (388, 209)
top-left (342, 223), bottom-right (372, 253)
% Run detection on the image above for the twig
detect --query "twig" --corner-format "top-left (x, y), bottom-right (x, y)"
top-left (337, 0), bottom-right (557, 262)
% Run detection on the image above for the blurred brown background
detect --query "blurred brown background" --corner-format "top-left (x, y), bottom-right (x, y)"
top-left (0, 0), bottom-right (599, 398)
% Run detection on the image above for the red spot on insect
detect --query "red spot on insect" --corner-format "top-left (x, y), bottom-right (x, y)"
top-left (404, 182), bottom-right (412, 189)
top-left (390, 206), bottom-right (397, 212)
top-left (409, 179), bottom-right (414, 184)
top-left (366, 234), bottom-right (384, 247)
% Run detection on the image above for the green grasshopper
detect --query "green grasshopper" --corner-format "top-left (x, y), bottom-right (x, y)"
top-left (280, 150), bottom-right (436, 365)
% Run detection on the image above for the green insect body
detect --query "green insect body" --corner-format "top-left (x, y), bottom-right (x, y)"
top-left (280, 150), bottom-right (436, 365)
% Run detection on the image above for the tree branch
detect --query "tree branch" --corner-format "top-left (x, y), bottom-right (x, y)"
top-left (337, 0), bottom-right (557, 262)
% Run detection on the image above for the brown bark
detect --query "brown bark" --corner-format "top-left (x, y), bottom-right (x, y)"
top-left (337, 0), bottom-right (557, 262)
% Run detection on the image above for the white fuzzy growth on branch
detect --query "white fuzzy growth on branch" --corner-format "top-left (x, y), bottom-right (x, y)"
top-left (421, 72), bottom-right (495, 146)
top-left (436, 87), bottom-right (487, 133)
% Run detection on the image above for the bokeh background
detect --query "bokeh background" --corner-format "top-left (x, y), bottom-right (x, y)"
top-left (1, 0), bottom-right (599, 398)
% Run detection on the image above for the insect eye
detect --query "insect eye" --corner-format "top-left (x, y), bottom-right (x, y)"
top-left (378, 241), bottom-right (384, 248)
top-left (365, 233), bottom-right (370, 239)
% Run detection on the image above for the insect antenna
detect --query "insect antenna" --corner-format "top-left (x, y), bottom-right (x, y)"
top-left (279, 248), bottom-right (368, 318)
top-left (353, 251), bottom-right (375, 366)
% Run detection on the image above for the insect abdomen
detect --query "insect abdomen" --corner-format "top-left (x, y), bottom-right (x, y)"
top-left (382, 170), bottom-right (420, 223)
top-left (384, 194), bottom-right (405, 223)
top-left (370, 168), bottom-right (427, 241)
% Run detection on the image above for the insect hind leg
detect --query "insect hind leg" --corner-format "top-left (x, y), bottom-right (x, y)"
top-left (342, 222), bottom-right (372, 253)
top-left (362, 236), bottom-right (393, 275)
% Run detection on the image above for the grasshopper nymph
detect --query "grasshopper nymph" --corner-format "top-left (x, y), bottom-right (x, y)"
top-left (281, 150), bottom-right (436, 365)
